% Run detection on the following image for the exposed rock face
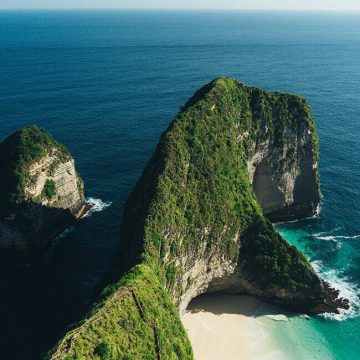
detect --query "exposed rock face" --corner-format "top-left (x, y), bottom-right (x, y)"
top-left (25, 151), bottom-right (84, 214)
top-left (0, 125), bottom-right (86, 257)
top-left (248, 123), bottom-right (320, 222)
top-left (46, 78), bottom-right (348, 360)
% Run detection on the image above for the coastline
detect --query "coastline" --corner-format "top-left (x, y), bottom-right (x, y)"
top-left (181, 292), bottom-right (338, 360)
top-left (181, 294), bottom-right (284, 360)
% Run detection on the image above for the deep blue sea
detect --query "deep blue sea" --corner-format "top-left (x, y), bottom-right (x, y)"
top-left (0, 10), bottom-right (359, 360)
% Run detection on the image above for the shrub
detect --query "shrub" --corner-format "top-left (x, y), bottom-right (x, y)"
top-left (94, 341), bottom-right (111, 359)
top-left (42, 179), bottom-right (56, 200)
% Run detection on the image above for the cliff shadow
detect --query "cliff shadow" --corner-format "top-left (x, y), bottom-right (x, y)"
top-left (0, 201), bottom-right (78, 261)
top-left (0, 204), bottom-right (92, 360)
top-left (186, 293), bottom-right (299, 320)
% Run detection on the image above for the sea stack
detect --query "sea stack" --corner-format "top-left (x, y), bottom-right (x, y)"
top-left (46, 78), bottom-right (348, 360)
top-left (0, 125), bottom-right (87, 257)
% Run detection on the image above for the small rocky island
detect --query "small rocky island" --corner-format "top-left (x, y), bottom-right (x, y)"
top-left (0, 125), bottom-right (87, 258)
top-left (47, 78), bottom-right (348, 360)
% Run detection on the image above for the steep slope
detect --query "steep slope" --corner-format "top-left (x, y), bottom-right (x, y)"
top-left (48, 265), bottom-right (193, 360)
top-left (46, 78), bottom-right (347, 359)
top-left (0, 125), bottom-right (87, 256)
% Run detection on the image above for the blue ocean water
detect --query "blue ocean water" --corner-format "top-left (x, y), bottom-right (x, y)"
top-left (0, 10), bottom-right (359, 359)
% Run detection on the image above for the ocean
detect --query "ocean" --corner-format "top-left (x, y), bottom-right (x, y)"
top-left (0, 10), bottom-right (359, 360)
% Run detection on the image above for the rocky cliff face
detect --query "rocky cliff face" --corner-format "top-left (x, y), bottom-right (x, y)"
top-left (25, 151), bottom-right (84, 215)
top-left (46, 78), bottom-right (347, 360)
top-left (0, 125), bottom-right (86, 256)
top-left (247, 112), bottom-right (320, 222)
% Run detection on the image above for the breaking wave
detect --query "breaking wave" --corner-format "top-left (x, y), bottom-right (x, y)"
top-left (312, 227), bottom-right (342, 237)
top-left (316, 234), bottom-right (360, 241)
top-left (83, 197), bottom-right (112, 217)
top-left (266, 314), bottom-right (289, 322)
top-left (313, 227), bottom-right (360, 243)
top-left (311, 260), bottom-right (360, 321)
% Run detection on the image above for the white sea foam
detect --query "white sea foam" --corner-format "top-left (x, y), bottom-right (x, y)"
top-left (335, 235), bottom-right (360, 240)
top-left (312, 227), bottom-right (342, 237)
top-left (266, 314), bottom-right (289, 322)
top-left (315, 235), bottom-right (338, 241)
top-left (311, 260), bottom-right (323, 273)
top-left (315, 234), bottom-right (360, 241)
top-left (83, 197), bottom-right (112, 217)
top-left (312, 227), bottom-right (360, 244)
top-left (311, 260), bottom-right (360, 321)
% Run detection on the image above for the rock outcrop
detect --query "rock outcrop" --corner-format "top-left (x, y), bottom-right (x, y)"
top-left (248, 124), bottom-right (320, 222)
top-left (46, 78), bottom-right (348, 360)
top-left (0, 125), bottom-right (87, 257)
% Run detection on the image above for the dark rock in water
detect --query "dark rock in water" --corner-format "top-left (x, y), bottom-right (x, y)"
top-left (46, 78), bottom-right (347, 360)
top-left (310, 281), bottom-right (350, 314)
top-left (0, 125), bottom-right (87, 258)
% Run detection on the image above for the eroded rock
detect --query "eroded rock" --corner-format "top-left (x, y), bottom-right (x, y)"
top-left (0, 125), bottom-right (87, 257)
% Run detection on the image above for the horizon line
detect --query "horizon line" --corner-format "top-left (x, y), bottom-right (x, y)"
top-left (1, 8), bottom-right (360, 12)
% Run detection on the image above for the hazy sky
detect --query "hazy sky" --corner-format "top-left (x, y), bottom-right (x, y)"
top-left (1, 0), bottom-right (360, 10)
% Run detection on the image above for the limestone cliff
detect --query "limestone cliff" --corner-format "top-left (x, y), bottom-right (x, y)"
top-left (46, 78), bottom-right (347, 360)
top-left (0, 125), bottom-right (86, 256)
top-left (246, 89), bottom-right (320, 222)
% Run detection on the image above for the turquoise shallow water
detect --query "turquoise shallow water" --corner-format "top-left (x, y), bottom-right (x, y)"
top-left (0, 10), bottom-right (359, 359)
top-left (259, 222), bottom-right (360, 360)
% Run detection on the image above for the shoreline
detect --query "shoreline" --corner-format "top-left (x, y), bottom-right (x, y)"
top-left (181, 294), bottom-right (284, 360)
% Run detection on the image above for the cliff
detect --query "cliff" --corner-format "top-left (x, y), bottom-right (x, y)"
top-left (0, 125), bottom-right (86, 257)
top-left (46, 78), bottom-right (348, 360)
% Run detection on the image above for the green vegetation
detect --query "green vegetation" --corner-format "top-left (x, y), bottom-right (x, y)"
top-left (48, 160), bottom-right (60, 176)
top-left (29, 174), bottom-right (38, 187)
top-left (47, 265), bottom-right (193, 360)
top-left (76, 172), bottom-right (84, 195)
top-left (94, 342), bottom-right (110, 359)
top-left (0, 125), bottom-right (70, 212)
top-left (42, 179), bottom-right (56, 200)
top-left (46, 78), bottom-right (320, 359)
top-left (241, 218), bottom-right (318, 290)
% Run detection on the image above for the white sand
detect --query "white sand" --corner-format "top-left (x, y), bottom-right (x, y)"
top-left (181, 294), bottom-right (284, 360)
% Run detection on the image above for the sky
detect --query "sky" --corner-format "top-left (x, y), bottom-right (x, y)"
top-left (0, 0), bottom-right (360, 10)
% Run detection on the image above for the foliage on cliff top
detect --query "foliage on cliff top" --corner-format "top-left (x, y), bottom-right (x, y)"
top-left (0, 125), bottom-right (71, 210)
top-left (185, 77), bottom-right (319, 159)
top-left (45, 264), bottom-right (193, 360)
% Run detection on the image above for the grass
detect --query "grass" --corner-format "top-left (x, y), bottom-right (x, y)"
top-left (46, 265), bottom-right (193, 360)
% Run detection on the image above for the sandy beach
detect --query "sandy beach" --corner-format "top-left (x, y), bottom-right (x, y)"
top-left (181, 294), bottom-right (285, 360)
